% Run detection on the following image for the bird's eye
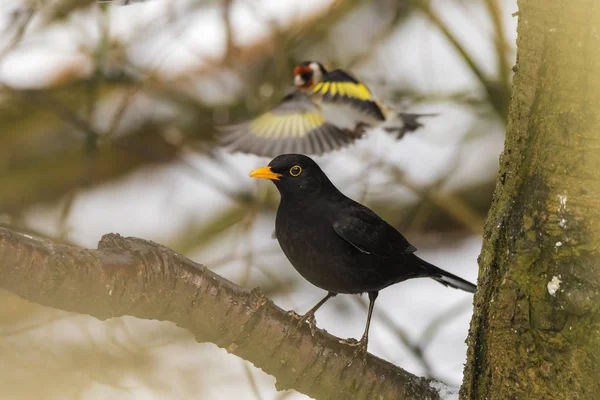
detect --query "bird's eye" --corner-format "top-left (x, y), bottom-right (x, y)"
top-left (289, 165), bottom-right (302, 176)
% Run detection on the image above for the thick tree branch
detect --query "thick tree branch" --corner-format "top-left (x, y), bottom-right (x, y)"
top-left (0, 227), bottom-right (445, 400)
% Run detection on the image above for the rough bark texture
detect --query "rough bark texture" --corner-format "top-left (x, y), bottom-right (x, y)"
top-left (0, 227), bottom-right (444, 400)
top-left (461, 1), bottom-right (600, 399)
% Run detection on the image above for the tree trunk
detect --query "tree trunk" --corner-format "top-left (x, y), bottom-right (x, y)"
top-left (461, 1), bottom-right (600, 399)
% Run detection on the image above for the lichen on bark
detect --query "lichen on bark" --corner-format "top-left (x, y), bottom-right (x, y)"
top-left (461, 0), bottom-right (600, 398)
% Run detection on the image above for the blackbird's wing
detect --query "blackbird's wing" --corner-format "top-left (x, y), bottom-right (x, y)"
top-left (332, 206), bottom-right (416, 258)
top-left (310, 69), bottom-right (385, 121)
top-left (218, 91), bottom-right (359, 156)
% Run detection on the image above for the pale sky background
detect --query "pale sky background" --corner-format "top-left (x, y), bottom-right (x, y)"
top-left (0, 0), bottom-right (517, 398)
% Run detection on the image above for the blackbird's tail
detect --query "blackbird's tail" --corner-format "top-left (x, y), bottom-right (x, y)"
top-left (412, 254), bottom-right (477, 293)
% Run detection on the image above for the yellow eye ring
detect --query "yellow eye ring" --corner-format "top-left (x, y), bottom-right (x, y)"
top-left (289, 165), bottom-right (302, 177)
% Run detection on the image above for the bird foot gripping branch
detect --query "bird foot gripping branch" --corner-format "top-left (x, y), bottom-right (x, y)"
top-left (285, 310), bottom-right (303, 321)
top-left (284, 309), bottom-right (318, 337)
top-left (250, 154), bottom-right (476, 357)
top-left (337, 337), bottom-right (370, 367)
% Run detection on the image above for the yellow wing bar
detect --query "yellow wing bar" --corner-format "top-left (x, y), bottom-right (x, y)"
top-left (249, 112), bottom-right (326, 139)
top-left (312, 81), bottom-right (372, 101)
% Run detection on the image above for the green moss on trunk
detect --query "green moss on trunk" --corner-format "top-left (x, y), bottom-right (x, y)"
top-left (460, 0), bottom-right (600, 398)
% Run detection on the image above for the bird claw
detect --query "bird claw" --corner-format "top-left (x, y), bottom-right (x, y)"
top-left (338, 337), bottom-right (360, 346)
top-left (284, 311), bottom-right (318, 338)
top-left (339, 337), bottom-right (368, 366)
top-left (306, 313), bottom-right (317, 337)
top-left (349, 345), bottom-right (368, 367)
top-left (285, 310), bottom-right (303, 321)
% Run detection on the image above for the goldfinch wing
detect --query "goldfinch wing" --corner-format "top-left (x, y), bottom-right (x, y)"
top-left (218, 91), bottom-right (358, 156)
top-left (310, 69), bottom-right (385, 121)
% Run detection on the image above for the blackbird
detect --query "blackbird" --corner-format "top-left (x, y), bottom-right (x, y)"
top-left (250, 154), bottom-right (476, 357)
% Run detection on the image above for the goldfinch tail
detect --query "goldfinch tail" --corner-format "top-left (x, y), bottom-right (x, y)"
top-left (383, 112), bottom-right (438, 139)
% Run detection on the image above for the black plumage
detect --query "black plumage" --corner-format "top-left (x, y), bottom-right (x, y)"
top-left (250, 154), bottom-right (476, 357)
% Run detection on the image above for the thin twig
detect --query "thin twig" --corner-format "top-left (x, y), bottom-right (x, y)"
top-left (351, 296), bottom-right (437, 378)
top-left (0, 313), bottom-right (75, 337)
top-left (411, 0), bottom-right (507, 118)
top-left (483, 0), bottom-right (511, 86)
top-left (362, 151), bottom-right (485, 235)
top-left (0, 6), bottom-right (35, 62)
top-left (242, 361), bottom-right (264, 400)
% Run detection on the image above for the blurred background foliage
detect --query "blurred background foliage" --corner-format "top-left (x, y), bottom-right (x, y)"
top-left (0, 0), bottom-right (515, 398)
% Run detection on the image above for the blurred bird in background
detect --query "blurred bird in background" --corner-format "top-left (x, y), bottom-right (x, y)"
top-left (220, 61), bottom-right (435, 156)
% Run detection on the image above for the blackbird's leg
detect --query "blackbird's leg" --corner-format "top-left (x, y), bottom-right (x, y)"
top-left (342, 291), bottom-right (378, 364)
top-left (358, 291), bottom-right (379, 353)
top-left (286, 292), bottom-right (337, 337)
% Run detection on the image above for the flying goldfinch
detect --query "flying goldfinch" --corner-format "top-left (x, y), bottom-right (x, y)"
top-left (219, 61), bottom-right (433, 156)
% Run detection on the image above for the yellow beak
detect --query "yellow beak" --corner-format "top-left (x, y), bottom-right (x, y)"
top-left (249, 166), bottom-right (282, 181)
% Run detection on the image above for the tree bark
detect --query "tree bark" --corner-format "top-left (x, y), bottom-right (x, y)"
top-left (0, 227), bottom-right (446, 400)
top-left (461, 1), bottom-right (600, 398)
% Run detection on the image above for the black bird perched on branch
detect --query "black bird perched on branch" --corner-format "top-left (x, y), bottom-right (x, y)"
top-left (220, 61), bottom-right (435, 156)
top-left (250, 154), bottom-right (476, 358)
